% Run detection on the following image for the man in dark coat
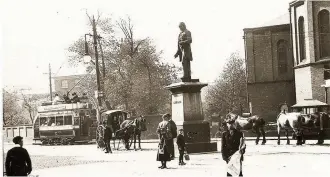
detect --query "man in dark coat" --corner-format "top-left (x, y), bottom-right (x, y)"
top-left (221, 119), bottom-right (246, 177)
top-left (168, 115), bottom-right (177, 160)
top-left (5, 136), bottom-right (32, 176)
top-left (103, 121), bottom-right (113, 153)
top-left (174, 22), bottom-right (193, 81)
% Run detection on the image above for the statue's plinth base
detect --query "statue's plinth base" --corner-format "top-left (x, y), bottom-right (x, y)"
top-left (176, 120), bottom-right (217, 153)
top-left (166, 81), bottom-right (218, 153)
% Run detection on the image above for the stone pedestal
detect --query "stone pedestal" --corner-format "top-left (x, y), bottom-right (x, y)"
top-left (166, 80), bottom-right (217, 153)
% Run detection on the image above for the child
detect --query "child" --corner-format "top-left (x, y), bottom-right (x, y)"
top-left (176, 129), bottom-right (186, 165)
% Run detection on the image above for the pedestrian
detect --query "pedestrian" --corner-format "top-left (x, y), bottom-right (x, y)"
top-left (71, 92), bottom-right (80, 103)
top-left (168, 115), bottom-right (177, 159)
top-left (5, 136), bottom-right (32, 176)
top-left (52, 93), bottom-right (61, 105)
top-left (156, 113), bottom-right (172, 169)
top-left (63, 93), bottom-right (71, 103)
top-left (176, 128), bottom-right (186, 165)
top-left (103, 121), bottom-right (113, 153)
top-left (221, 119), bottom-right (246, 177)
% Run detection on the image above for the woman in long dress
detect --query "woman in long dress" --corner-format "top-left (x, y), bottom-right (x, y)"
top-left (156, 114), bottom-right (172, 169)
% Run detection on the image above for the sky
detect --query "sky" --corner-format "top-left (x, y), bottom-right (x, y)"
top-left (1, 0), bottom-right (291, 94)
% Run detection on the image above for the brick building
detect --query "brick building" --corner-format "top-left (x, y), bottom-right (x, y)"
top-left (244, 0), bottom-right (330, 122)
top-left (290, 0), bottom-right (330, 104)
top-left (53, 74), bottom-right (89, 96)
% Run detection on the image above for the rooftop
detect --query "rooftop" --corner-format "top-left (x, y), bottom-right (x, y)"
top-left (244, 13), bottom-right (290, 31)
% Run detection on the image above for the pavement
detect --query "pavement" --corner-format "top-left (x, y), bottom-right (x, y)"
top-left (3, 140), bottom-right (330, 177)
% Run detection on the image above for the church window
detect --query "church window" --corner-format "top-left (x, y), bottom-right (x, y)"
top-left (318, 10), bottom-right (330, 58)
top-left (298, 16), bottom-right (306, 62)
top-left (277, 40), bottom-right (288, 74)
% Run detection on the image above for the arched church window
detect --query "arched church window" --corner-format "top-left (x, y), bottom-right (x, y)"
top-left (318, 10), bottom-right (330, 58)
top-left (298, 16), bottom-right (306, 62)
top-left (277, 40), bottom-right (288, 74)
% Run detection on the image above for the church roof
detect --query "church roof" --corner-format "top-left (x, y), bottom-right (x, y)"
top-left (259, 13), bottom-right (290, 28)
top-left (244, 13), bottom-right (290, 31)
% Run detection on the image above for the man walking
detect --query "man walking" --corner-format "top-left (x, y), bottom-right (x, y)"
top-left (168, 115), bottom-right (177, 160)
top-left (103, 121), bottom-right (113, 153)
top-left (5, 136), bottom-right (32, 176)
top-left (221, 119), bottom-right (246, 177)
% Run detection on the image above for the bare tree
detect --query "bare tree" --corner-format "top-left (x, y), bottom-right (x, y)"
top-left (21, 93), bottom-right (37, 124)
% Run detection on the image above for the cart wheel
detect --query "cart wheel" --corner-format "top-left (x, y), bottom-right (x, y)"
top-left (96, 125), bottom-right (105, 150)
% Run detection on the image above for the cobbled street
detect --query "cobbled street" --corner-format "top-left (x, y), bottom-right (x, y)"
top-left (3, 140), bottom-right (330, 177)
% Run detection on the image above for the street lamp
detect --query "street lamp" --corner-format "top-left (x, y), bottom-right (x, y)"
top-left (83, 16), bottom-right (102, 107)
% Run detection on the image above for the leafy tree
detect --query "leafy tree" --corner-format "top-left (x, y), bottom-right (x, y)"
top-left (67, 14), bottom-right (180, 115)
top-left (3, 90), bottom-right (29, 126)
top-left (205, 52), bottom-right (248, 118)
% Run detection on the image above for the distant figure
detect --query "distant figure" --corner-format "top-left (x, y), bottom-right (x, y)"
top-left (71, 92), bottom-right (80, 103)
top-left (63, 94), bottom-right (71, 103)
top-left (167, 115), bottom-right (177, 159)
top-left (5, 136), bottom-right (32, 176)
top-left (80, 93), bottom-right (88, 103)
top-left (52, 94), bottom-right (61, 105)
top-left (103, 121), bottom-right (113, 154)
top-left (156, 114), bottom-right (172, 169)
top-left (176, 128), bottom-right (186, 166)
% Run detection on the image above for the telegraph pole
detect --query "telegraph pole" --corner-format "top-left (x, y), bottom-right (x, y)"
top-left (49, 64), bottom-right (53, 101)
top-left (92, 16), bottom-right (102, 107)
top-left (43, 63), bottom-right (54, 101)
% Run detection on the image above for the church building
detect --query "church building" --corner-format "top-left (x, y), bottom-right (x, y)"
top-left (244, 0), bottom-right (330, 122)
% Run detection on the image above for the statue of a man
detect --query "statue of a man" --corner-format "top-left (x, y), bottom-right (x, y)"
top-left (174, 22), bottom-right (193, 81)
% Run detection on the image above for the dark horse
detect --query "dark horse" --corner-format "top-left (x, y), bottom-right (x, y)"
top-left (225, 112), bottom-right (266, 145)
top-left (277, 112), bottom-right (329, 145)
top-left (299, 112), bottom-right (329, 145)
top-left (115, 116), bottom-right (147, 150)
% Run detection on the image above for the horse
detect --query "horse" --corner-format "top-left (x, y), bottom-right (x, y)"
top-left (276, 112), bottom-right (305, 145)
top-left (298, 112), bottom-right (329, 145)
top-left (225, 112), bottom-right (266, 145)
top-left (115, 116), bottom-right (147, 150)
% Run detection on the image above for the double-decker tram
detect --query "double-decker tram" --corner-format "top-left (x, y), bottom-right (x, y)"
top-left (33, 101), bottom-right (97, 145)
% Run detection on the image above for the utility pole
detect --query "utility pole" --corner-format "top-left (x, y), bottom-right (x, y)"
top-left (43, 63), bottom-right (54, 101)
top-left (92, 16), bottom-right (102, 107)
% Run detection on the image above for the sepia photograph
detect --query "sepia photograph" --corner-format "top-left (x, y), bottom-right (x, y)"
top-left (1, 0), bottom-right (330, 176)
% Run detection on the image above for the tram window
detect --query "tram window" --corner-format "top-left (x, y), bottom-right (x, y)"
top-left (40, 117), bottom-right (47, 126)
top-left (56, 116), bottom-right (64, 125)
top-left (48, 117), bottom-right (55, 126)
top-left (64, 115), bottom-right (73, 125)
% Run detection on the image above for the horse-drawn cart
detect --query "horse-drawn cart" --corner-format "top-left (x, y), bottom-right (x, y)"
top-left (96, 110), bottom-right (129, 149)
top-left (290, 99), bottom-right (330, 143)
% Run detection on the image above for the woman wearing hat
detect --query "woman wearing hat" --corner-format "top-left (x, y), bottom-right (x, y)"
top-left (156, 113), bottom-right (172, 169)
